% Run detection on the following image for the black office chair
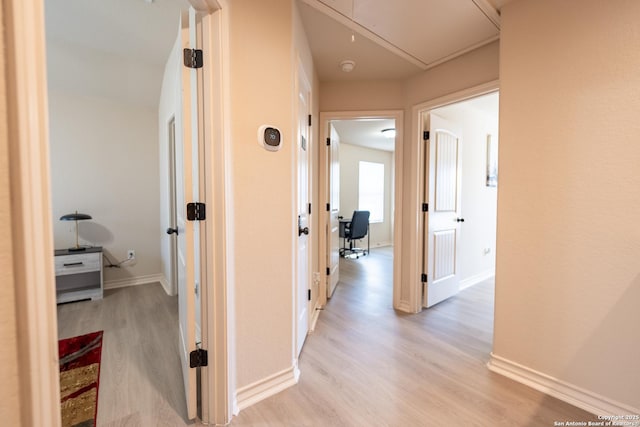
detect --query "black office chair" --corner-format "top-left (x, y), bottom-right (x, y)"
top-left (340, 210), bottom-right (370, 258)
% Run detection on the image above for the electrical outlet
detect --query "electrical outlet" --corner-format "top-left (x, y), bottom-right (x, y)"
top-left (127, 249), bottom-right (135, 260)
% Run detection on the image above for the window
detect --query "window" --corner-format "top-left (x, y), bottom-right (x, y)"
top-left (358, 161), bottom-right (384, 223)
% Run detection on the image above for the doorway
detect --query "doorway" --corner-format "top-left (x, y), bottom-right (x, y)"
top-left (416, 90), bottom-right (499, 311)
top-left (318, 111), bottom-right (404, 309)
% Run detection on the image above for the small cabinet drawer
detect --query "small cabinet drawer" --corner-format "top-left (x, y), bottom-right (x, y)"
top-left (55, 252), bottom-right (101, 276)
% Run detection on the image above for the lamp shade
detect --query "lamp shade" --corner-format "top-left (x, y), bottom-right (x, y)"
top-left (60, 213), bottom-right (92, 221)
top-left (59, 211), bottom-right (92, 251)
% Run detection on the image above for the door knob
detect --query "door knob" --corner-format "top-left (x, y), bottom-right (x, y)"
top-left (166, 227), bottom-right (179, 235)
top-left (456, 218), bottom-right (465, 223)
top-left (298, 226), bottom-right (309, 236)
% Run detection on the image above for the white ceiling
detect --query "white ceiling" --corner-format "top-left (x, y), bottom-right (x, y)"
top-left (45, 0), bottom-right (188, 67)
top-left (43, 0), bottom-right (513, 105)
top-left (434, 91), bottom-right (499, 123)
top-left (332, 119), bottom-right (396, 152)
top-left (298, 0), bottom-right (507, 82)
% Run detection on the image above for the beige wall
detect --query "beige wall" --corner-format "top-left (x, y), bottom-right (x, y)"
top-left (496, 0), bottom-right (640, 410)
top-left (228, 0), bottom-right (296, 389)
top-left (404, 41), bottom-right (499, 107)
top-left (0, 0), bottom-right (22, 421)
top-left (48, 90), bottom-right (161, 285)
top-left (339, 143), bottom-right (394, 247)
top-left (320, 79), bottom-right (404, 112)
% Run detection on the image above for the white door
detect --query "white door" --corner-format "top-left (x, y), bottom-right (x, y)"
top-left (326, 123), bottom-right (340, 298)
top-left (422, 113), bottom-right (463, 308)
top-left (296, 64), bottom-right (312, 356)
top-left (176, 8), bottom-right (202, 420)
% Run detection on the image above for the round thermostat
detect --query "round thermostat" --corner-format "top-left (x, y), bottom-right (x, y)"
top-left (258, 125), bottom-right (282, 152)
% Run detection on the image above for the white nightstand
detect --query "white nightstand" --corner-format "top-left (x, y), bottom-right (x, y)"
top-left (54, 246), bottom-right (103, 304)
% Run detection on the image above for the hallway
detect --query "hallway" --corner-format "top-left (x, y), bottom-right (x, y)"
top-left (231, 247), bottom-right (594, 426)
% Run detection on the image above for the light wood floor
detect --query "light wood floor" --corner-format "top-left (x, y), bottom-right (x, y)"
top-left (231, 247), bottom-right (596, 426)
top-left (58, 249), bottom-right (597, 426)
top-left (57, 283), bottom-right (193, 426)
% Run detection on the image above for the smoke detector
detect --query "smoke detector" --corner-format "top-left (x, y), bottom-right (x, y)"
top-left (340, 60), bottom-right (356, 73)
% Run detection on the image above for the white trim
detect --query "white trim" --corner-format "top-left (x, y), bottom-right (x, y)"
top-left (158, 273), bottom-right (174, 296)
top-left (487, 353), bottom-right (640, 417)
top-left (370, 241), bottom-right (394, 248)
top-left (5, 0), bottom-right (61, 424)
top-left (104, 273), bottom-right (168, 290)
top-left (471, 0), bottom-right (501, 28)
top-left (195, 3), bottom-right (231, 425)
top-left (308, 301), bottom-right (322, 332)
top-left (234, 364), bottom-right (300, 413)
top-left (409, 80), bottom-right (500, 313)
top-left (459, 270), bottom-right (494, 291)
top-left (318, 110), bottom-right (404, 312)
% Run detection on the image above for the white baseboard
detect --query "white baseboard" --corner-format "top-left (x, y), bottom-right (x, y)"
top-left (309, 302), bottom-right (322, 332)
top-left (459, 270), bottom-right (494, 291)
top-left (157, 274), bottom-right (175, 296)
top-left (371, 241), bottom-right (393, 248)
top-left (234, 363), bottom-right (300, 414)
top-left (394, 300), bottom-right (414, 314)
top-left (104, 273), bottom-right (166, 290)
top-left (487, 353), bottom-right (640, 416)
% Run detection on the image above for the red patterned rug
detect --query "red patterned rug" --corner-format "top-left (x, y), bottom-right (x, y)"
top-left (58, 331), bottom-right (103, 427)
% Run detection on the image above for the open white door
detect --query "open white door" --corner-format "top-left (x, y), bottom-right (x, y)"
top-left (422, 113), bottom-right (463, 308)
top-left (296, 63), bottom-right (312, 356)
top-left (326, 124), bottom-right (340, 298)
top-left (175, 8), bottom-right (202, 420)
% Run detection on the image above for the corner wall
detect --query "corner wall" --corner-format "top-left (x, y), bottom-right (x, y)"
top-left (227, 0), bottom-right (296, 396)
top-left (494, 0), bottom-right (640, 412)
top-left (48, 91), bottom-right (161, 286)
top-left (47, 40), bottom-right (163, 287)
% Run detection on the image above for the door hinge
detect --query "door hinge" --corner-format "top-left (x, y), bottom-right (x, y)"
top-left (422, 203), bottom-right (429, 212)
top-left (186, 202), bottom-right (206, 221)
top-left (308, 115), bottom-right (312, 126)
top-left (326, 267), bottom-right (330, 275)
top-left (189, 348), bottom-right (208, 368)
top-left (423, 131), bottom-right (430, 140)
top-left (326, 203), bottom-right (330, 212)
top-left (326, 137), bottom-right (331, 146)
top-left (308, 203), bottom-right (312, 215)
top-left (308, 289), bottom-right (311, 301)
top-left (183, 48), bottom-right (203, 69)
top-left (421, 273), bottom-right (428, 283)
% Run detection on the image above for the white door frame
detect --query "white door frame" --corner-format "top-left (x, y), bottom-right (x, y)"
top-left (181, 1), bottom-right (232, 424)
top-left (318, 110), bottom-right (404, 310)
top-left (4, 0), bottom-right (61, 424)
top-left (6, 0), bottom-right (232, 425)
top-left (408, 80), bottom-right (500, 313)
top-left (294, 57), bottom-right (313, 356)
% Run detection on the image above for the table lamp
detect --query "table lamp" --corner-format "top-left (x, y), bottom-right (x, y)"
top-left (60, 211), bottom-right (92, 251)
